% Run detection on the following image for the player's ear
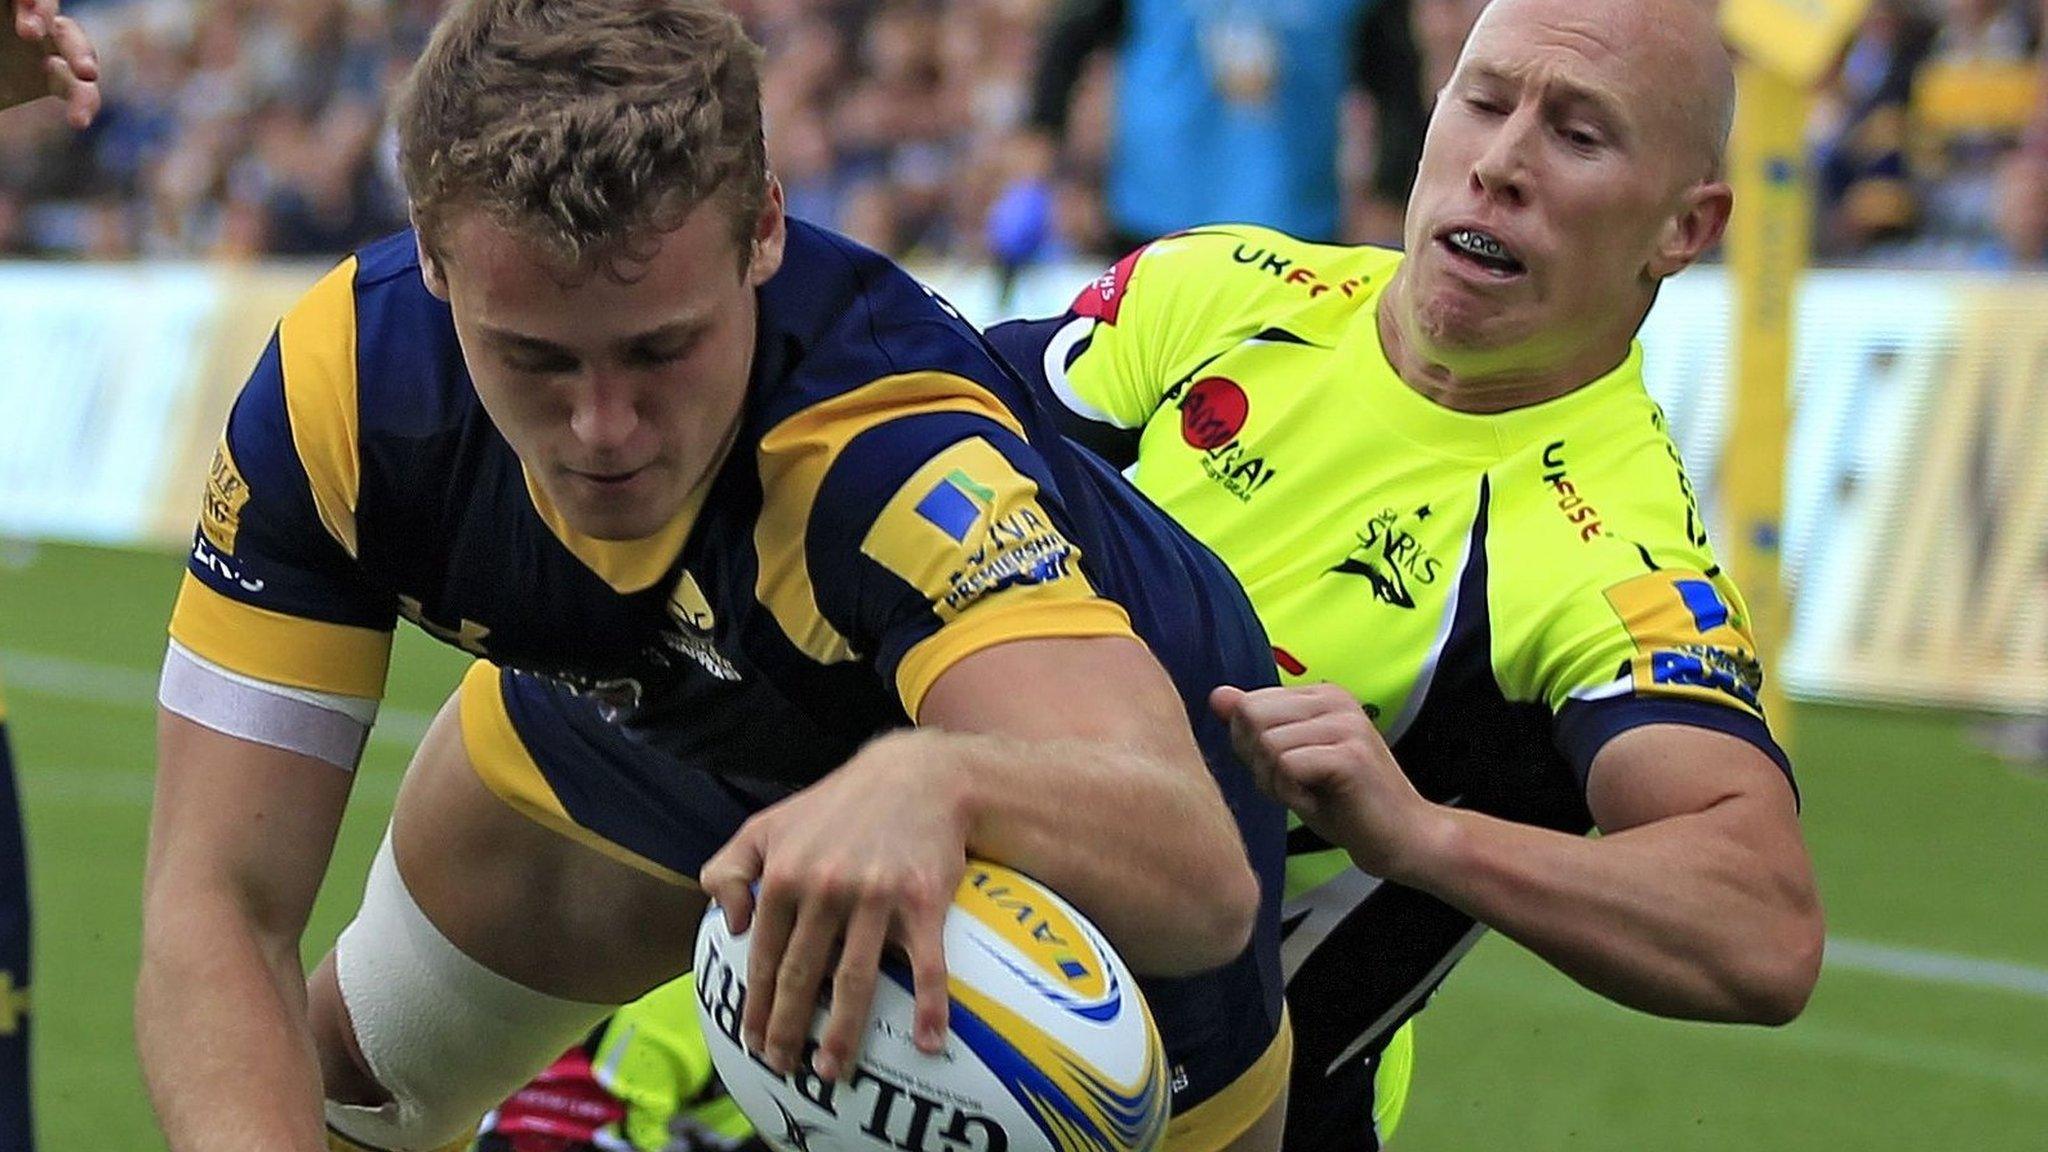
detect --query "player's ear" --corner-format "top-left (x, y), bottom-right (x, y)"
top-left (744, 176), bottom-right (787, 288)
top-left (1648, 178), bottom-right (1731, 280)
top-left (414, 218), bottom-right (451, 302)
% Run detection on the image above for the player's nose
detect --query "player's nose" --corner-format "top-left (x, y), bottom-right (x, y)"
top-left (1470, 115), bottom-right (1534, 207)
top-left (568, 369), bottom-right (642, 451)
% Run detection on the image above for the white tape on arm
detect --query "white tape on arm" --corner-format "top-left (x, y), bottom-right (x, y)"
top-left (157, 640), bottom-right (377, 770)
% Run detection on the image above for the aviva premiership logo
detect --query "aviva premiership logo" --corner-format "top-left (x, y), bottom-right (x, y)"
top-left (958, 866), bottom-right (1117, 1019)
top-left (914, 470), bottom-right (1080, 616)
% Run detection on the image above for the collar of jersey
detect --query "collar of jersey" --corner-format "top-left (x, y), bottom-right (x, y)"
top-left (1355, 293), bottom-right (1649, 463)
top-left (521, 465), bottom-right (712, 594)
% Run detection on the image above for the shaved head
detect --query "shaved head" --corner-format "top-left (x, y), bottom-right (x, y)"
top-left (1460, 0), bottom-right (1736, 181)
top-left (1383, 0), bottom-right (1740, 408)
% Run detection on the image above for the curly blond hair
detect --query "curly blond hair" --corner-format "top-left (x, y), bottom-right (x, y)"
top-left (396, 0), bottom-right (769, 279)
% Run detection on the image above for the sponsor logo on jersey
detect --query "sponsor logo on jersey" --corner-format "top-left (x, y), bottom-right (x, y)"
top-left (661, 570), bottom-right (742, 681)
top-left (201, 440), bottom-right (251, 554)
top-left (191, 533), bottom-right (265, 594)
top-left (1651, 408), bottom-right (1711, 549)
top-left (1227, 242), bottom-right (1370, 299)
top-left (1604, 571), bottom-right (1764, 717)
top-left (398, 594), bottom-right (491, 655)
top-left (1162, 375), bottom-right (1278, 501)
top-left (1541, 441), bottom-right (1606, 541)
top-left (1179, 377), bottom-right (1249, 449)
top-left (1070, 245), bottom-right (1150, 325)
top-left (1330, 507), bottom-right (1443, 609)
top-left (917, 470), bottom-right (999, 543)
top-left (941, 503), bottom-right (1079, 614)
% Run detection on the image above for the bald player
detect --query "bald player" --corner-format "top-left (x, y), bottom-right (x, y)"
top-left (990, 0), bottom-right (1824, 1146)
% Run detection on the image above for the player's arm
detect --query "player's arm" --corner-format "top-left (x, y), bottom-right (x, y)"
top-left (703, 373), bottom-right (1261, 1080)
top-left (1428, 722), bottom-right (1820, 1023)
top-left (139, 254), bottom-right (399, 1145)
top-left (709, 638), bottom-right (1259, 1083)
top-left (138, 712), bottom-right (356, 1152)
top-left (1216, 685), bottom-right (1821, 1023)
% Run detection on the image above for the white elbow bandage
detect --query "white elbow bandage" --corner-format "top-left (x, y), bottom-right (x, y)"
top-left (325, 834), bottom-right (616, 1151)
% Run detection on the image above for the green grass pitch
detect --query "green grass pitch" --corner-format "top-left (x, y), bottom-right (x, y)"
top-left (2, 541), bottom-right (2043, 1150)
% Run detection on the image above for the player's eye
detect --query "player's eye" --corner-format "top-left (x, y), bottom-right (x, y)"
top-left (1464, 94), bottom-right (1510, 117)
top-left (1560, 124), bottom-right (1604, 150)
top-left (505, 352), bottom-right (578, 374)
top-left (628, 342), bottom-right (692, 368)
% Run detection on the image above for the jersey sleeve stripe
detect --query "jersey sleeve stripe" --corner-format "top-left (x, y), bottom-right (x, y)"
top-left (754, 371), bottom-right (1028, 665)
top-left (279, 257), bottom-right (364, 559)
top-left (455, 661), bottom-right (690, 887)
top-left (167, 573), bottom-right (392, 698)
top-left (158, 641), bottom-right (372, 770)
top-left (897, 596), bottom-right (1135, 720)
top-left (1552, 695), bottom-right (1797, 801)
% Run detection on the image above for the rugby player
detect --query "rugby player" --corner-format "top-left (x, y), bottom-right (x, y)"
top-left (0, 0), bottom-right (98, 127)
top-left (989, 0), bottom-right (1826, 1146)
top-left (135, 3), bottom-right (1290, 1151)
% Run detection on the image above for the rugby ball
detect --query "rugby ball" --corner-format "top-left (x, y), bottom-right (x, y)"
top-left (694, 861), bottom-right (1169, 1152)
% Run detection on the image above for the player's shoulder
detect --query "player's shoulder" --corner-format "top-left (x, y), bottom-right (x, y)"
top-left (1114, 225), bottom-right (1401, 312)
top-left (1489, 364), bottom-right (1716, 580)
top-left (752, 219), bottom-right (1036, 439)
top-left (270, 229), bottom-right (469, 439)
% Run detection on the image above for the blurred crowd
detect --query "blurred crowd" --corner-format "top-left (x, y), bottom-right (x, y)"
top-left (8, 0), bottom-right (2048, 267)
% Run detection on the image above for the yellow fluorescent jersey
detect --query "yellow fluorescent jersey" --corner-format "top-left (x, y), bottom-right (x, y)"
top-left (989, 225), bottom-right (1791, 1152)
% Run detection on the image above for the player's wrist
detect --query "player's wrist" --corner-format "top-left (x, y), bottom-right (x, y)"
top-left (1372, 801), bottom-right (1463, 890)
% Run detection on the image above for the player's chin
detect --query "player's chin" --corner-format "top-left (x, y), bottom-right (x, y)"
top-left (556, 480), bottom-right (684, 541)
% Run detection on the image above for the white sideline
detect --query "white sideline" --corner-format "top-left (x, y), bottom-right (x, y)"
top-left (7, 648), bottom-right (2048, 1006)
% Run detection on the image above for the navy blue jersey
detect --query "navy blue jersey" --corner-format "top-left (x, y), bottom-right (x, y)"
top-left (168, 220), bottom-right (1289, 1135)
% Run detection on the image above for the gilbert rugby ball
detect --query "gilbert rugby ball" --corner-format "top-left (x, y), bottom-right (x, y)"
top-left (694, 861), bottom-right (1169, 1152)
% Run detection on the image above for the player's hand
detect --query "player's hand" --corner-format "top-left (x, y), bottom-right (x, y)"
top-left (700, 729), bottom-right (966, 1083)
top-left (1212, 682), bottom-right (1449, 881)
top-left (2, 0), bottom-right (100, 127)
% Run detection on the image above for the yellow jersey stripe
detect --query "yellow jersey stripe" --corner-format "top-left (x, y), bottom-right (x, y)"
top-left (167, 573), bottom-right (391, 698)
top-left (520, 462), bottom-right (713, 594)
top-left (1164, 1007), bottom-right (1291, 1152)
top-left (899, 598), bottom-right (1134, 721)
top-left (755, 372), bottom-right (1028, 665)
top-left (280, 258), bottom-right (364, 559)
top-left (456, 661), bottom-right (693, 888)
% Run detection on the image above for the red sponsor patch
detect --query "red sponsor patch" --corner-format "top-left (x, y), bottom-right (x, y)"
top-left (1272, 646), bottom-right (1307, 676)
top-left (1180, 377), bottom-right (1249, 450)
top-left (1070, 244), bottom-right (1149, 325)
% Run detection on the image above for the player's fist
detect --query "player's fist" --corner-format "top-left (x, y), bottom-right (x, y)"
top-left (3, 1), bottom-right (100, 127)
top-left (1210, 682), bottom-right (1445, 881)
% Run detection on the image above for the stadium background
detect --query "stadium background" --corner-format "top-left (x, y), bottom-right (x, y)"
top-left (2, 0), bottom-right (2046, 1148)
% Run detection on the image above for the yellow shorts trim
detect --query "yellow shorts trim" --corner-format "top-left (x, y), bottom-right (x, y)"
top-left (1164, 1006), bottom-right (1292, 1152)
top-left (455, 661), bottom-right (692, 888)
